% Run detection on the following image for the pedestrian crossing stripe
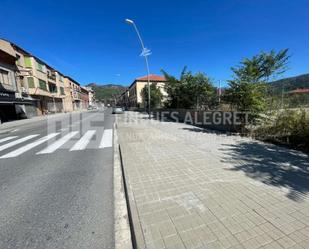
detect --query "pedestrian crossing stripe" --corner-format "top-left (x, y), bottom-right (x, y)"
top-left (0, 136), bottom-right (18, 144)
top-left (37, 131), bottom-right (79, 154)
top-left (99, 129), bottom-right (113, 148)
top-left (0, 135), bottom-right (40, 152)
top-left (0, 133), bottom-right (59, 159)
top-left (70, 130), bottom-right (96, 151)
top-left (0, 129), bottom-right (113, 159)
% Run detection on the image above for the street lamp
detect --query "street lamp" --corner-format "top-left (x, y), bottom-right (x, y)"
top-left (125, 18), bottom-right (151, 119)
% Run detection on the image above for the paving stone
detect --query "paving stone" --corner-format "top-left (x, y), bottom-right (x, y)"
top-left (298, 238), bottom-right (309, 249)
top-left (117, 112), bottom-right (309, 249)
top-left (277, 236), bottom-right (297, 248)
top-left (262, 241), bottom-right (284, 249)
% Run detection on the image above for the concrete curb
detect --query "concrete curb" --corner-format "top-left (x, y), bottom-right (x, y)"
top-left (115, 116), bottom-right (147, 249)
top-left (113, 122), bottom-right (133, 249)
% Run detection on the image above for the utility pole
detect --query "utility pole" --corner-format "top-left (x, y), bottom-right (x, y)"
top-left (281, 85), bottom-right (284, 109)
top-left (218, 80), bottom-right (221, 104)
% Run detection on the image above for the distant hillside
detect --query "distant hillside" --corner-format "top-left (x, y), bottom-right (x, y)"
top-left (270, 73), bottom-right (309, 94)
top-left (86, 83), bottom-right (126, 102)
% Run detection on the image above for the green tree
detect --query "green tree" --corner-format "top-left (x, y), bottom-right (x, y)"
top-left (223, 49), bottom-right (290, 115)
top-left (141, 83), bottom-right (163, 109)
top-left (161, 67), bottom-right (216, 109)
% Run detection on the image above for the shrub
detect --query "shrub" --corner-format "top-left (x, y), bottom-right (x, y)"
top-left (254, 109), bottom-right (309, 152)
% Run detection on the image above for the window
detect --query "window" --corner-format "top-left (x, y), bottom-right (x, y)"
top-left (59, 75), bottom-right (63, 82)
top-left (27, 77), bottom-right (35, 88)
top-left (39, 79), bottom-right (47, 91)
top-left (37, 61), bottom-right (46, 72)
top-left (60, 87), bottom-right (65, 95)
top-left (24, 57), bottom-right (32, 68)
top-left (16, 55), bottom-right (21, 66)
top-left (48, 83), bottom-right (57, 93)
top-left (0, 69), bottom-right (11, 86)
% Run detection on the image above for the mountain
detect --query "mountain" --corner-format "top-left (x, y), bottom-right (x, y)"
top-left (86, 83), bottom-right (127, 102)
top-left (270, 73), bottom-right (309, 94)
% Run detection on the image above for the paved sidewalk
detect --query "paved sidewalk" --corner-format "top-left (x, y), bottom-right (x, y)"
top-left (117, 112), bottom-right (309, 249)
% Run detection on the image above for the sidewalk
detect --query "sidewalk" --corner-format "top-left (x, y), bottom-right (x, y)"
top-left (117, 112), bottom-right (309, 249)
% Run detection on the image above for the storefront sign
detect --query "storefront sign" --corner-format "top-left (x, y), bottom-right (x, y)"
top-left (0, 91), bottom-right (16, 102)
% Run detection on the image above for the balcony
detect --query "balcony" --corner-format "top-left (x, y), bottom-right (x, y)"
top-left (72, 90), bottom-right (81, 100)
top-left (47, 71), bottom-right (56, 82)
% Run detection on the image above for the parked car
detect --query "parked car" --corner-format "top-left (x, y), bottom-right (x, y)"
top-left (112, 107), bottom-right (124, 114)
top-left (88, 105), bottom-right (99, 111)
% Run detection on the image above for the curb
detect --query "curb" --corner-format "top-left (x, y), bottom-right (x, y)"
top-left (114, 122), bottom-right (133, 249)
top-left (114, 117), bottom-right (147, 249)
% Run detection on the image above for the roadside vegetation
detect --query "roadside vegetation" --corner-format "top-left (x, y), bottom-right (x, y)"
top-left (223, 49), bottom-right (289, 115)
top-left (161, 67), bottom-right (217, 110)
top-left (159, 49), bottom-right (309, 152)
top-left (141, 83), bottom-right (163, 108)
top-left (253, 109), bottom-right (309, 152)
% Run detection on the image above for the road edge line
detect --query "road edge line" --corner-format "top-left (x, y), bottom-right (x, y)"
top-left (114, 122), bottom-right (133, 249)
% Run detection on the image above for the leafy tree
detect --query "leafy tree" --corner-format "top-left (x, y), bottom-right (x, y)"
top-left (223, 49), bottom-right (290, 115)
top-left (141, 83), bottom-right (163, 109)
top-left (161, 67), bottom-right (216, 109)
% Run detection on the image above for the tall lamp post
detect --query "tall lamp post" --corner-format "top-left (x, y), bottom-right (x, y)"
top-left (125, 18), bottom-right (151, 119)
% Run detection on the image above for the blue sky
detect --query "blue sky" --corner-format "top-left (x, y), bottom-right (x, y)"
top-left (1, 0), bottom-right (308, 86)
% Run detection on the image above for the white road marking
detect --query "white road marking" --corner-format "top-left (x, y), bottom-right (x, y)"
top-left (0, 135), bottom-right (39, 152)
top-left (70, 130), bottom-right (96, 151)
top-left (0, 136), bottom-right (18, 144)
top-left (0, 133), bottom-right (59, 159)
top-left (99, 129), bottom-right (113, 148)
top-left (37, 131), bottom-right (78, 154)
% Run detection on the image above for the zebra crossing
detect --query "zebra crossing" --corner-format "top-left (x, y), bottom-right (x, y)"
top-left (0, 129), bottom-right (113, 159)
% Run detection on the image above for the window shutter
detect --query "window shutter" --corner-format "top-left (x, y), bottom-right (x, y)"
top-left (24, 57), bottom-right (32, 68)
top-left (27, 77), bottom-right (35, 88)
top-left (60, 87), bottom-right (65, 95)
top-left (39, 79), bottom-right (47, 91)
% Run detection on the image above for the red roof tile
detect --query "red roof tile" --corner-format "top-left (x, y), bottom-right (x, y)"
top-left (288, 88), bottom-right (309, 94)
top-left (136, 74), bottom-right (167, 82)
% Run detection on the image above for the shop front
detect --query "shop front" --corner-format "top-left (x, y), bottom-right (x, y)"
top-left (0, 90), bottom-right (36, 122)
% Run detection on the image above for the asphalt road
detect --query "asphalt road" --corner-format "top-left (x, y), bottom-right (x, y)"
top-left (0, 109), bottom-right (115, 249)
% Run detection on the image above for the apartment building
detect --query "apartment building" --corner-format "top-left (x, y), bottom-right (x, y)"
top-left (0, 39), bottom-right (35, 122)
top-left (84, 86), bottom-right (95, 107)
top-left (118, 89), bottom-right (129, 108)
top-left (121, 74), bottom-right (168, 108)
top-left (64, 76), bottom-right (82, 111)
top-left (12, 42), bottom-right (66, 115)
top-left (0, 38), bottom-right (90, 122)
top-left (80, 87), bottom-right (89, 109)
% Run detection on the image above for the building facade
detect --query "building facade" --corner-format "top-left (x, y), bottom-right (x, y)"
top-left (13, 45), bottom-right (67, 115)
top-left (0, 39), bottom-right (36, 122)
top-left (80, 87), bottom-right (89, 109)
top-left (119, 74), bottom-right (168, 108)
top-left (85, 86), bottom-right (95, 107)
top-left (0, 38), bottom-right (90, 122)
top-left (64, 76), bottom-right (82, 111)
top-left (118, 89), bottom-right (129, 108)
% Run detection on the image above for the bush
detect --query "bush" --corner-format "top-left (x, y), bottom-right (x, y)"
top-left (254, 109), bottom-right (309, 152)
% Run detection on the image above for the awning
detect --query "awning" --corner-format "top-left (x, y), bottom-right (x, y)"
top-left (14, 100), bottom-right (35, 105)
